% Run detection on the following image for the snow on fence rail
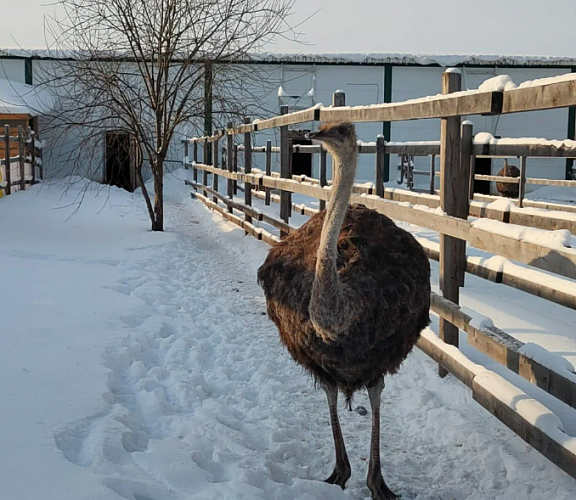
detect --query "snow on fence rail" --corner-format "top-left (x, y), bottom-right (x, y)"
top-left (183, 71), bottom-right (576, 479)
top-left (0, 124), bottom-right (43, 197)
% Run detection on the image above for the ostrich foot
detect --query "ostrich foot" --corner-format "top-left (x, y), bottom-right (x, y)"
top-left (325, 464), bottom-right (351, 489)
top-left (367, 470), bottom-right (398, 500)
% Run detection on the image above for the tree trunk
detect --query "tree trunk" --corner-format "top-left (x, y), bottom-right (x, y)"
top-left (152, 158), bottom-right (164, 231)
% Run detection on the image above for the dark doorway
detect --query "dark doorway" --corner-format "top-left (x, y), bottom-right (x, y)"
top-left (105, 132), bottom-right (134, 191)
top-left (292, 138), bottom-right (312, 177)
top-left (474, 157), bottom-right (492, 194)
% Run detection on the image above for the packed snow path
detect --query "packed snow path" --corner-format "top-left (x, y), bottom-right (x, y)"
top-left (1, 175), bottom-right (575, 500)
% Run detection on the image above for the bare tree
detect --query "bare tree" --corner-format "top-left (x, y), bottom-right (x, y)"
top-left (38, 0), bottom-right (296, 230)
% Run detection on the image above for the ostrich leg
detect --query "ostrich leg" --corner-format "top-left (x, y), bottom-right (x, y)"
top-left (323, 385), bottom-right (351, 488)
top-left (367, 378), bottom-right (398, 500)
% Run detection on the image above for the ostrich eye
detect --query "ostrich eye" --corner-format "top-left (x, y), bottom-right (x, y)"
top-left (336, 127), bottom-right (347, 136)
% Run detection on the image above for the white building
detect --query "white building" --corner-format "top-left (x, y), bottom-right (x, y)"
top-left (1, 50), bottom-right (575, 191)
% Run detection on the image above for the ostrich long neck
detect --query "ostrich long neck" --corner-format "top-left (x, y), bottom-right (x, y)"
top-left (309, 147), bottom-right (358, 342)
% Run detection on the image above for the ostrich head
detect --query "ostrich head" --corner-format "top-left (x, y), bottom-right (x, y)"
top-left (306, 122), bottom-right (357, 159)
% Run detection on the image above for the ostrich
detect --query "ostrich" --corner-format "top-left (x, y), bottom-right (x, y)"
top-left (257, 123), bottom-right (431, 500)
top-left (496, 159), bottom-right (520, 198)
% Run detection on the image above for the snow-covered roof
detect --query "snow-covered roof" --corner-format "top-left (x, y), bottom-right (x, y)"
top-left (2, 48), bottom-right (576, 67)
top-left (0, 79), bottom-right (54, 115)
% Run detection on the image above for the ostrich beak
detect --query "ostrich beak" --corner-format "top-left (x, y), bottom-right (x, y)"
top-left (305, 130), bottom-right (322, 141)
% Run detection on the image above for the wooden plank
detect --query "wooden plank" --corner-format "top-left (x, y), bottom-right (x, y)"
top-left (228, 108), bottom-right (317, 134)
top-left (472, 381), bottom-right (576, 480)
top-left (375, 135), bottom-right (385, 198)
top-left (431, 291), bottom-right (576, 410)
top-left (526, 177), bottom-right (576, 187)
top-left (439, 70), bottom-right (464, 376)
top-left (320, 90), bottom-right (501, 123)
top-left (469, 226), bottom-right (576, 281)
top-left (279, 105), bottom-right (291, 237)
top-left (4, 124), bottom-right (10, 195)
top-left (416, 334), bottom-right (475, 389)
top-left (502, 76), bottom-right (576, 114)
top-left (473, 140), bottom-right (576, 158)
top-left (243, 116), bottom-right (252, 225)
top-left (265, 140), bottom-right (272, 206)
top-left (475, 174), bottom-right (520, 183)
top-left (419, 330), bottom-right (576, 481)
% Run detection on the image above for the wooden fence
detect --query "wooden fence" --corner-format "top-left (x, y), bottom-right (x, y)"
top-left (183, 71), bottom-right (576, 480)
top-left (0, 124), bottom-right (43, 197)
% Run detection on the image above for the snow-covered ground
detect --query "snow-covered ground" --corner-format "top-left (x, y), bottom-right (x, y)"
top-left (1, 170), bottom-right (576, 500)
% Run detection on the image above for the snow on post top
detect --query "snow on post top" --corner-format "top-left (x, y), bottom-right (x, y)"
top-left (444, 68), bottom-right (461, 74)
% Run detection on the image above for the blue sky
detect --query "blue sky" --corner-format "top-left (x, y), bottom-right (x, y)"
top-left (1, 0), bottom-right (575, 57)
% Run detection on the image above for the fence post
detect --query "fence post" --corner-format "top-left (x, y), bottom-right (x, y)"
top-left (202, 141), bottom-right (209, 197)
top-left (319, 91), bottom-right (346, 212)
top-left (212, 135), bottom-right (219, 203)
top-left (279, 105), bottom-right (291, 236)
top-left (183, 141), bottom-right (189, 170)
top-left (333, 90), bottom-right (345, 107)
top-left (265, 139), bottom-right (272, 205)
top-left (243, 117), bottom-right (252, 224)
top-left (233, 144), bottom-right (238, 195)
top-left (192, 141), bottom-right (198, 182)
top-left (319, 148), bottom-right (327, 210)
top-left (429, 154), bottom-right (436, 194)
top-left (518, 156), bottom-right (527, 208)
top-left (28, 127), bottom-right (36, 185)
top-left (226, 122), bottom-right (234, 211)
top-left (375, 135), bottom-right (385, 198)
top-left (18, 125), bottom-right (25, 190)
top-left (4, 124), bottom-right (10, 195)
top-left (468, 155), bottom-right (476, 201)
top-left (439, 69), bottom-right (464, 378)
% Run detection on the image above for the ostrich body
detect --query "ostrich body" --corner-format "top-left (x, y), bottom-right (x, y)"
top-left (257, 123), bottom-right (431, 500)
top-left (496, 160), bottom-right (520, 198)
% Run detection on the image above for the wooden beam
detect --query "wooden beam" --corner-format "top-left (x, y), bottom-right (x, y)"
top-left (439, 69), bottom-right (464, 376)
top-left (430, 292), bottom-right (576, 410)
top-left (320, 90), bottom-right (501, 123)
top-left (469, 226), bottom-right (576, 281)
top-left (279, 105), bottom-right (291, 237)
top-left (375, 135), bottom-right (385, 198)
top-left (518, 156), bottom-right (527, 208)
top-left (502, 76), bottom-right (576, 114)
